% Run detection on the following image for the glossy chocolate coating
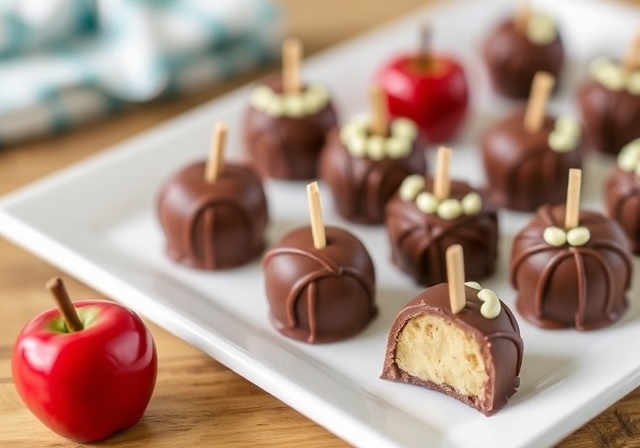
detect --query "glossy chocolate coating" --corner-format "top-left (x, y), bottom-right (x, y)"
top-left (263, 226), bottom-right (377, 343)
top-left (319, 127), bottom-right (427, 224)
top-left (243, 78), bottom-right (338, 180)
top-left (605, 167), bottom-right (640, 253)
top-left (578, 80), bottom-right (640, 155)
top-left (482, 110), bottom-right (582, 211)
top-left (157, 161), bottom-right (268, 270)
top-left (483, 18), bottom-right (564, 99)
top-left (385, 180), bottom-right (498, 286)
top-left (510, 204), bottom-right (632, 330)
top-left (381, 283), bottom-right (523, 416)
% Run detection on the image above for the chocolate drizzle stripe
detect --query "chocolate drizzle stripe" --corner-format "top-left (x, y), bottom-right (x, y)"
top-left (284, 270), bottom-right (336, 327)
top-left (263, 246), bottom-right (342, 274)
top-left (572, 248), bottom-right (588, 329)
top-left (184, 195), bottom-right (255, 260)
top-left (534, 250), bottom-right (570, 318)
top-left (202, 207), bottom-right (216, 269)
top-left (307, 281), bottom-right (318, 343)
top-left (589, 242), bottom-right (633, 289)
top-left (510, 243), bottom-right (552, 286)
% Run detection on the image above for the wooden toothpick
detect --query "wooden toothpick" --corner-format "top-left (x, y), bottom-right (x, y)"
top-left (433, 146), bottom-right (452, 201)
top-left (514, 0), bottom-right (531, 33)
top-left (369, 85), bottom-right (388, 137)
top-left (564, 168), bottom-right (582, 229)
top-left (205, 122), bottom-right (228, 183)
top-left (307, 181), bottom-right (326, 249)
top-left (283, 37), bottom-right (302, 94)
top-left (623, 30), bottom-right (640, 72)
top-left (419, 22), bottom-right (432, 65)
top-left (523, 71), bottom-right (555, 133)
top-left (446, 244), bottom-right (466, 314)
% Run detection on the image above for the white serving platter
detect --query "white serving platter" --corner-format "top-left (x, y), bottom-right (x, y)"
top-left (2, 0), bottom-right (640, 446)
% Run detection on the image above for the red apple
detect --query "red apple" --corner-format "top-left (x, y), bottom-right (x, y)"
top-left (376, 52), bottom-right (469, 142)
top-left (12, 278), bottom-right (157, 443)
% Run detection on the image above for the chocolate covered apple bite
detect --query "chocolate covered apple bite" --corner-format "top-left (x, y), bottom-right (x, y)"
top-left (482, 71), bottom-right (582, 211)
top-left (319, 86), bottom-right (427, 224)
top-left (578, 33), bottom-right (640, 155)
top-left (511, 169), bottom-right (633, 330)
top-left (483, 0), bottom-right (564, 99)
top-left (605, 138), bottom-right (640, 253)
top-left (157, 123), bottom-right (268, 270)
top-left (382, 245), bottom-right (523, 416)
top-left (263, 182), bottom-right (377, 343)
top-left (385, 147), bottom-right (498, 286)
top-left (244, 38), bottom-right (337, 180)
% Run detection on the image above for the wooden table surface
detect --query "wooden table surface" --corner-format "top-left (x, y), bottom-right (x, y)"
top-left (1, 0), bottom-right (640, 446)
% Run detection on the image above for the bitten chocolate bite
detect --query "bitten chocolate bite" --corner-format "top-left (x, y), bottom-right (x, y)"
top-left (605, 138), bottom-right (640, 253)
top-left (385, 148), bottom-right (498, 286)
top-left (511, 170), bottom-right (633, 330)
top-left (263, 183), bottom-right (377, 343)
top-left (483, 2), bottom-right (564, 99)
top-left (382, 246), bottom-right (523, 416)
top-left (157, 123), bottom-right (268, 270)
top-left (578, 34), bottom-right (640, 155)
top-left (243, 38), bottom-right (338, 180)
top-left (482, 72), bottom-right (582, 211)
top-left (319, 87), bottom-right (427, 224)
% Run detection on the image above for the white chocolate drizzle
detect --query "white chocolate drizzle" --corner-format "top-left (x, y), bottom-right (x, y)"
top-left (464, 281), bottom-right (501, 319)
top-left (542, 225), bottom-right (591, 247)
top-left (339, 116), bottom-right (418, 160)
top-left (589, 57), bottom-right (640, 94)
top-left (547, 116), bottom-right (581, 153)
top-left (398, 176), bottom-right (483, 220)
top-left (617, 138), bottom-right (640, 175)
top-left (526, 12), bottom-right (558, 45)
top-left (250, 84), bottom-right (330, 117)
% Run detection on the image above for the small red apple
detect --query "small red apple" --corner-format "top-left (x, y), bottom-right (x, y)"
top-left (376, 51), bottom-right (469, 143)
top-left (12, 278), bottom-right (157, 443)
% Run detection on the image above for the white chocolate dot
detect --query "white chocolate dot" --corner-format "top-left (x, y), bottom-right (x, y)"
top-left (303, 85), bottom-right (329, 112)
top-left (283, 94), bottom-right (306, 117)
top-left (464, 281), bottom-right (482, 290)
top-left (526, 12), bottom-right (557, 45)
top-left (461, 192), bottom-right (483, 215)
top-left (391, 118), bottom-right (418, 140)
top-left (399, 174), bottom-right (425, 201)
top-left (367, 135), bottom-right (386, 160)
top-left (437, 198), bottom-right (463, 220)
top-left (266, 97), bottom-right (284, 116)
top-left (617, 139), bottom-right (640, 172)
top-left (250, 85), bottom-right (273, 110)
top-left (548, 116), bottom-right (581, 153)
top-left (555, 116), bottom-right (581, 137)
top-left (346, 137), bottom-right (367, 158)
top-left (589, 57), bottom-right (612, 78)
top-left (627, 72), bottom-right (640, 95)
top-left (543, 226), bottom-right (567, 246)
top-left (386, 137), bottom-right (411, 159)
top-left (416, 191), bottom-right (438, 214)
top-left (595, 63), bottom-right (627, 91)
top-left (477, 288), bottom-right (501, 319)
top-left (340, 121), bottom-right (366, 145)
top-left (567, 226), bottom-right (591, 246)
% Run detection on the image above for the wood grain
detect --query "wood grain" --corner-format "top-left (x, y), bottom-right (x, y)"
top-left (1, 0), bottom-right (640, 446)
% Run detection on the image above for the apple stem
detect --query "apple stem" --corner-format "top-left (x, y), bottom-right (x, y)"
top-left (47, 277), bottom-right (84, 332)
top-left (623, 30), bottom-right (640, 72)
top-left (419, 22), bottom-right (431, 66)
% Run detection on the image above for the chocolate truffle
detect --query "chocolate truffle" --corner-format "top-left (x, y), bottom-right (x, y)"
top-left (385, 175), bottom-right (498, 286)
top-left (243, 78), bottom-right (338, 180)
top-left (578, 58), bottom-right (640, 155)
top-left (482, 110), bottom-right (583, 211)
top-left (157, 161), bottom-right (268, 270)
top-left (263, 226), bottom-right (377, 343)
top-left (605, 138), bottom-right (640, 253)
top-left (319, 116), bottom-right (427, 224)
top-left (381, 282), bottom-right (523, 416)
top-left (510, 204), bottom-right (633, 330)
top-left (483, 13), bottom-right (564, 99)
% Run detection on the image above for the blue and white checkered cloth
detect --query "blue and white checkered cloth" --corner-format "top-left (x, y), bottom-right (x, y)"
top-left (0, 0), bottom-right (282, 145)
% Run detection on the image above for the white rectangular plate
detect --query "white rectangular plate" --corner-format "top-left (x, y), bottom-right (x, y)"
top-left (2, 0), bottom-right (640, 446)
